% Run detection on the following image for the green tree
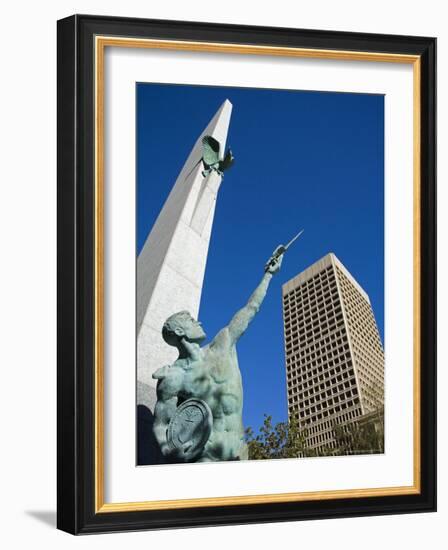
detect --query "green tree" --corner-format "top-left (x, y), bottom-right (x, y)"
top-left (245, 415), bottom-right (318, 459)
top-left (332, 407), bottom-right (384, 455)
top-left (245, 406), bottom-right (384, 460)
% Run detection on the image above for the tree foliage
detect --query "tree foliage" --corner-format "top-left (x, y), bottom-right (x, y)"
top-left (245, 407), bottom-right (384, 460)
top-left (332, 409), bottom-right (384, 455)
top-left (245, 415), bottom-right (316, 460)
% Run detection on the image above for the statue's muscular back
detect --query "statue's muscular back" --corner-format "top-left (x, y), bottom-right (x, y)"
top-left (152, 258), bottom-right (282, 463)
top-left (177, 328), bottom-right (246, 461)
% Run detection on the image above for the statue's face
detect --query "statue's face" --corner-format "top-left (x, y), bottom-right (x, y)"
top-left (180, 314), bottom-right (206, 343)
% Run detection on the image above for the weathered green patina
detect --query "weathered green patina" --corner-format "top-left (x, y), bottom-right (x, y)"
top-left (201, 135), bottom-right (234, 177)
top-left (152, 248), bottom-right (285, 463)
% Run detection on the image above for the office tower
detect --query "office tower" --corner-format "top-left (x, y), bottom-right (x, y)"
top-left (282, 253), bottom-right (384, 455)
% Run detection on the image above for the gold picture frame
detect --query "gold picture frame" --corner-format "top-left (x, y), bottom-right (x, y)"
top-left (58, 14), bottom-right (436, 534)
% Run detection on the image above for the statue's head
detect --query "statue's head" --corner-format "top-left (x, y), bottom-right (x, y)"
top-left (162, 310), bottom-right (206, 347)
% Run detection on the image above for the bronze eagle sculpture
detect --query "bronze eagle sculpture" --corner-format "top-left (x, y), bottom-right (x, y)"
top-left (201, 135), bottom-right (234, 177)
top-left (184, 135), bottom-right (234, 181)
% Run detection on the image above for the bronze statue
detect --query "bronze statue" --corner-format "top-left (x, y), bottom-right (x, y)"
top-left (184, 135), bottom-right (234, 181)
top-left (201, 135), bottom-right (234, 177)
top-left (152, 233), bottom-right (303, 462)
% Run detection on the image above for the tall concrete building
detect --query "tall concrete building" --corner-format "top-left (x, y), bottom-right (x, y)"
top-left (137, 101), bottom-right (232, 463)
top-left (282, 253), bottom-right (384, 455)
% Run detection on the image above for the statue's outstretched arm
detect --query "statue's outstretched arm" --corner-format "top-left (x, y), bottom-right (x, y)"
top-left (226, 250), bottom-right (283, 345)
top-left (227, 271), bottom-right (273, 344)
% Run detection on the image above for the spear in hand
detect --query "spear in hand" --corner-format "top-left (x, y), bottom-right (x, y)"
top-left (265, 229), bottom-right (304, 273)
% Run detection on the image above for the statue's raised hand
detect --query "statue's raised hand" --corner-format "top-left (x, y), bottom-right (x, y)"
top-left (264, 230), bottom-right (303, 274)
top-left (265, 246), bottom-right (284, 274)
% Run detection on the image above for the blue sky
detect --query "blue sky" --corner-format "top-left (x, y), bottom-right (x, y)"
top-left (137, 83), bottom-right (384, 431)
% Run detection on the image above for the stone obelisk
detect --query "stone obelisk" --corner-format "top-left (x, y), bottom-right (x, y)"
top-left (137, 100), bottom-right (232, 421)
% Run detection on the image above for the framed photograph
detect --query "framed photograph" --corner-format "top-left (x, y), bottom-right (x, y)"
top-left (57, 14), bottom-right (436, 534)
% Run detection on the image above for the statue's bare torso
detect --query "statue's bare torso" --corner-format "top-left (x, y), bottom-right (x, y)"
top-left (153, 252), bottom-right (282, 463)
top-left (154, 329), bottom-right (246, 461)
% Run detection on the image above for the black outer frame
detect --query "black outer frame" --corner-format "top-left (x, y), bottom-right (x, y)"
top-left (57, 14), bottom-right (436, 535)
